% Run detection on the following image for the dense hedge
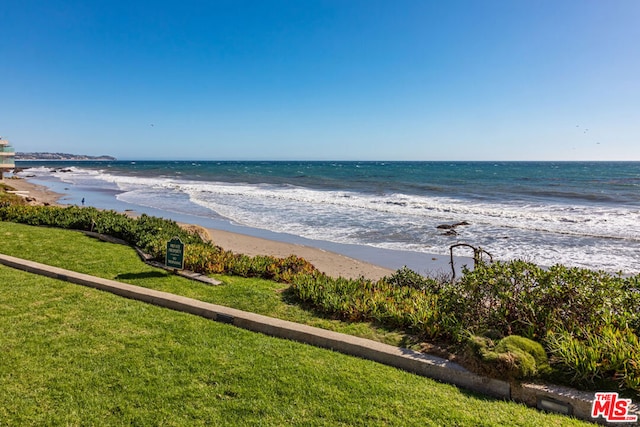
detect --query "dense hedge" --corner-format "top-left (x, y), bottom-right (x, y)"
top-left (2, 203), bottom-right (639, 394)
top-left (0, 205), bottom-right (317, 281)
top-left (0, 205), bottom-right (201, 253)
top-left (289, 263), bottom-right (640, 394)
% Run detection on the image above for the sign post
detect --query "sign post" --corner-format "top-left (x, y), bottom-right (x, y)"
top-left (166, 237), bottom-right (184, 270)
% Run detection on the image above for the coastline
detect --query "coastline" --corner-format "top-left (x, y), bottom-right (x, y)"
top-left (205, 227), bottom-right (394, 280)
top-left (1, 177), bottom-right (64, 206)
top-left (10, 160), bottom-right (640, 275)
top-left (2, 177), bottom-right (398, 280)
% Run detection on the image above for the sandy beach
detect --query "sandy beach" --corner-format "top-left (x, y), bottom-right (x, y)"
top-left (204, 228), bottom-right (394, 280)
top-left (2, 177), bottom-right (394, 280)
top-left (2, 177), bottom-right (64, 206)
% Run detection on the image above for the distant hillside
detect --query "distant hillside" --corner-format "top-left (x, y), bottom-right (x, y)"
top-left (16, 152), bottom-right (116, 161)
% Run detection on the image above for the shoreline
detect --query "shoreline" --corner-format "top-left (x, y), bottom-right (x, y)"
top-left (11, 161), bottom-right (639, 276)
top-left (1, 177), bottom-right (65, 206)
top-left (3, 176), bottom-right (474, 280)
top-left (2, 177), bottom-right (401, 280)
top-left (200, 226), bottom-right (395, 280)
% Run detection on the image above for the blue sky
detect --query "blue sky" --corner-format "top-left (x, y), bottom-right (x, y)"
top-left (2, 1), bottom-right (639, 160)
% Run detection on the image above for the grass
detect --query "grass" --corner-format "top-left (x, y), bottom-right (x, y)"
top-left (0, 182), bottom-right (26, 206)
top-left (0, 221), bottom-right (594, 425)
top-left (0, 264), bottom-right (589, 426)
top-left (0, 221), bottom-right (407, 346)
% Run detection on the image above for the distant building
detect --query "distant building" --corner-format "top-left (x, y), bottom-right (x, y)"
top-left (0, 138), bottom-right (16, 180)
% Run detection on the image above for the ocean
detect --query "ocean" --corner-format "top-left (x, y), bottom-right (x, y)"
top-left (16, 160), bottom-right (640, 275)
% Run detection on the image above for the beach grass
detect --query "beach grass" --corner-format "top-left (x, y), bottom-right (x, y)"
top-left (0, 264), bottom-right (588, 426)
top-left (0, 182), bottom-right (26, 206)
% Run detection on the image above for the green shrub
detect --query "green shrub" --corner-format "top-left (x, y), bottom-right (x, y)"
top-left (0, 204), bottom-right (318, 285)
top-left (465, 335), bottom-right (550, 380)
top-left (546, 325), bottom-right (640, 393)
top-left (497, 335), bottom-right (551, 378)
top-left (289, 272), bottom-right (447, 337)
top-left (386, 266), bottom-right (442, 291)
top-left (291, 259), bottom-right (640, 393)
top-left (442, 261), bottom-right (640, 341)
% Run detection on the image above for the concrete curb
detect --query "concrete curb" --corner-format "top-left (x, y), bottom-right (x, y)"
top-left (1, 253), bottom-right (637, 425)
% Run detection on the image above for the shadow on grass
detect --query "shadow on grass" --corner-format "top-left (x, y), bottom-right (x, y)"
top-left (115, 271), bottom-right (170, 280)
top-left (280, 286), bottom-right (423, 350)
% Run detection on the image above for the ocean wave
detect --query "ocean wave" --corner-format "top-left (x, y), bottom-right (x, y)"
top-left (33, 166), bottom-right (640, 241)
top-left (18, 165), bottom-right (640, 274)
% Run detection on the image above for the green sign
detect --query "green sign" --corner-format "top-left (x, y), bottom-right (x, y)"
top-left (166, 237), bottom-right (184, 270)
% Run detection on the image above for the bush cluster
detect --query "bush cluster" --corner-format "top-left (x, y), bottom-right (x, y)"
top-left (546, 325), bottom-right (640, 392)
top-left (289, 261), bottom-right (640, 395)
top-left (466, 335), bottom-right (551, 380)
top-left (0, 205), bottom-right (317, 283)
top-left (0, 205), bottom-right (200, 254)
top-left (2, 203), bottom-right (639, 395)
top-left (290, 270), bottom-right (449, 336)
top-left (183, 245), bottom-right (316, 282)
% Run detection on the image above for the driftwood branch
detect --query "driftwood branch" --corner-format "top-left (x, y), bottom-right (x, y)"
top-left (449, 243), bottom-right (493, 280)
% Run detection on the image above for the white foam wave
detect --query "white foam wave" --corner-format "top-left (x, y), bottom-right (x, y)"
top-left (21, 166), bottom-right (640, 274)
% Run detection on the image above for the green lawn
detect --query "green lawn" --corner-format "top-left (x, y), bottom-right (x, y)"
top-left (0, 222), bottom-right (590, 425)
top-left (0, 221), bottom-right (407, 347)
